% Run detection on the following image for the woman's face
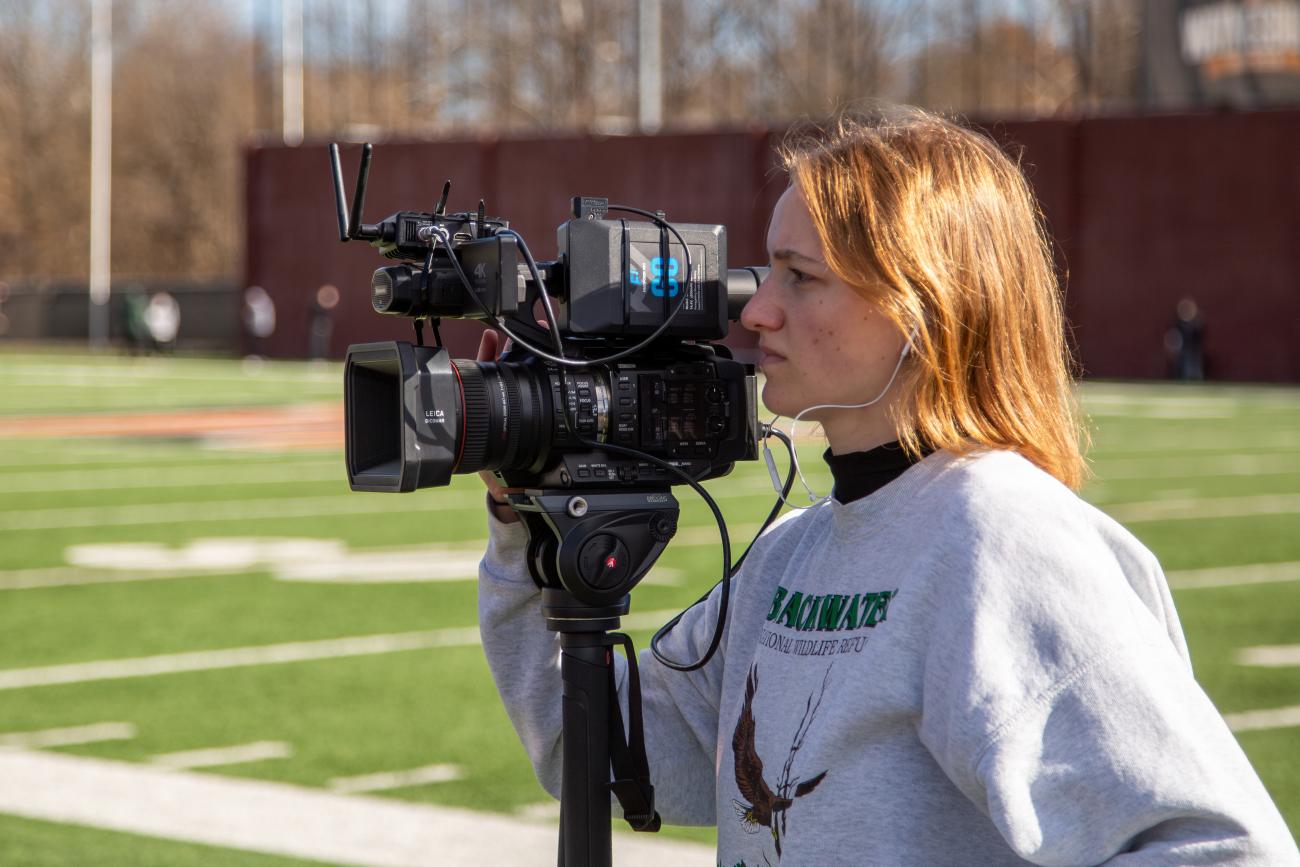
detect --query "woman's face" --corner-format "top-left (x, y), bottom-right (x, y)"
top-left (740, 186), bottom-right (910, 449)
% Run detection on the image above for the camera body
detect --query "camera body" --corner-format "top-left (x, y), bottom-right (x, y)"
top-left (345, 341), bottom-right (758, 493)
top-left (330, 143), bottom-right (763, 498)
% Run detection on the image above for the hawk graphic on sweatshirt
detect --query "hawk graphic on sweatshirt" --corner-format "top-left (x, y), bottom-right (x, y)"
top-left (731, 664), bottom-right (829, 858)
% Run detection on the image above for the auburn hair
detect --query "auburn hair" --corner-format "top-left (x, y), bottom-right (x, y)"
top-left (779, 107), bottom-right (1088, 490)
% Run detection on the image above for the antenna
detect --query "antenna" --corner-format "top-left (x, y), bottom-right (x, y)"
top-left (477, 199), bottom-right (487, 238)
top-left (348, 143), bottom-right (373, 240)
top-left (328, 142), bottom-right (375, 242)
top-left (329, 143), bottom-right (349, 241)
top-left (434, 180), bottom-right (451, 217)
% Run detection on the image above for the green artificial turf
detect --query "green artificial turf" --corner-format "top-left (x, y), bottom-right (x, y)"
top-left (1, 352), bottom-right (1297, 863)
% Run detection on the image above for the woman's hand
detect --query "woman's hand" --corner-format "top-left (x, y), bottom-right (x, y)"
top-left (475, 328), bottom-right (522, 524)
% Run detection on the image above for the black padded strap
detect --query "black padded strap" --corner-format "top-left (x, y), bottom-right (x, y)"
top-left (605, 632), bottom-right (661, 832)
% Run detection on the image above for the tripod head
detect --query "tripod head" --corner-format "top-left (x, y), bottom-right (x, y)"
top-left (509, 488), bottom-right (678, 608)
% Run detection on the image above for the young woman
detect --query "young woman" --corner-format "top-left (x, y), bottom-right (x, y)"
top-left (476, 108), bottom-right (1296, 865)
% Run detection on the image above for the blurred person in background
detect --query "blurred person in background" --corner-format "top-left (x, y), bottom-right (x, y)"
top-left (143, 290), bottom-right (180, 354)
top-left (122, 288), bottom-right (150, 354)
top-left (309, 283), bottom-right (339, 361)
top-left (1165, 296), bottom-right (1206, 381)
top-left (474, 107), bottom-right (1296, 865)
top-left (243, 285), bottom-right (276, 359)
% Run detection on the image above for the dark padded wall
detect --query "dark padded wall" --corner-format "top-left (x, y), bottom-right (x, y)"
top-left (247, 113), bottom-right (1300, 382)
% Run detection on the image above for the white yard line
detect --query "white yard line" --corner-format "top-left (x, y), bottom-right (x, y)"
top-left (0, 566), bottom-right (253, 592)
top-left (1092, 453), bottom-right (1300, 480)
top-left (0, 364), bottom-right (338, 386)
top-left (150, 741), bottom-right (293, 770)
top-left (329, 764), bottom-right (463, 794)
top-left (1221, 705), bottom-right (1300, 734)
top-left (0, 722), bottom-right (137, 750)
top-left (0, 463), bottom-right (345, 493)
top-left (1104, 493), bottom-right (1300, 524)
top-left (0, 750), bottom-right (712, 866)
top-left (1237, 645), bottom-right (1300, 667)
top-left (1086, 405), bottom-right (1238, 419)
top-left (0, 487), bottom-right (765, 532)
top-left (1092, 433), bottom-right (1300, 452)
top-left (0, 494), bottom-right (477, 532)
top-left (0, 450), bottom-right (328, 470)
top-left (0, 631), bottom-right (476, 691)
top-left (1166, 561), bottom-right (1300, 590)
top-left (0, 610), bottom-right (681, 691)
top-left (0, 540), bottom-right (685, 590)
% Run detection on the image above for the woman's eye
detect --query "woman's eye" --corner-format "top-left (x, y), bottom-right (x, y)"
top-left (790, 268), bottom-right (811, 285)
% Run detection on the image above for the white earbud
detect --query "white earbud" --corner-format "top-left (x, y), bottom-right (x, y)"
top-left (900, 325), bottom-right (919, 360)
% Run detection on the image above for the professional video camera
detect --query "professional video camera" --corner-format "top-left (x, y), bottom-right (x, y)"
top-left (331, 143), bottom-right (764, 503)
top-left (329, 143), bottom-right (780, 865)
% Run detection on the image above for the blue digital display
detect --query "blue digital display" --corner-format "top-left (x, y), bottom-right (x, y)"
top-left (629, 256), bottom-right (681, 297)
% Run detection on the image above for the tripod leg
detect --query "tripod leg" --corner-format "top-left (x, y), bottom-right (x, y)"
top-left (558, 633), bottom-right (613, 867)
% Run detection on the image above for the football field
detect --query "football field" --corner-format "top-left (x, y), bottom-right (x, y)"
top-left (1, 349), bottom-right (1297, 864)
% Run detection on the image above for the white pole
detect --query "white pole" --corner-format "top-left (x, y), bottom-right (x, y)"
top-left (639, 0), bottom-right (662, 133)
top-left (88, 0), bottom-right (113, 349)
top-left (283, 0), bottom-right (304, 146)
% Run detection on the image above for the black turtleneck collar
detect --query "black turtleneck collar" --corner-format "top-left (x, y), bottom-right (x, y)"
top-left (824, 441), bottom-right (927, 505)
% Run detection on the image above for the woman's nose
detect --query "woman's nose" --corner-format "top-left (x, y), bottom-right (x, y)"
top-left (740, 275), bottom-right (782, 332)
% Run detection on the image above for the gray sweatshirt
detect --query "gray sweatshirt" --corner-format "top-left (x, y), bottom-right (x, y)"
top-left (478, 448), bottom-right (1298, 865)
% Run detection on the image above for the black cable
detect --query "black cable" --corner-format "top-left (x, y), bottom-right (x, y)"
top-left (430, 216), bottom-right (769, 671)
top-left (647, 424), bottom-right (794, 671)
top-left (492, 229), bottom-right (567, 357)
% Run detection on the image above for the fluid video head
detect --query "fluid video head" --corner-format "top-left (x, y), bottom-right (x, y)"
top-left (329, 143), bottom-right (766, 500)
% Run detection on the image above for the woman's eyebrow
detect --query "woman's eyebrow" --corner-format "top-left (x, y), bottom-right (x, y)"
top-left (770, 248), bottom-right (826, 268)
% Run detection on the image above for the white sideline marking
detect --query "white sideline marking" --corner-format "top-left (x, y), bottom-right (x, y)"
top-left (1237, 645), bottom-right (1300, 667)
top-left (150, 741), bottom-right (293, 770)
top-left (0, 750), bottom-right (713, 866)
top-left (1222, 705), bottom-right (1300, 733)
top-left (0, 609), bottom-right (682, 691)
top-left (1105, 493), bottom-right (1300, 524)
top-left (329, 763), bottom-right (463, 794)
top-left (0, 722), bottom-right (137, 750)
top-left (1166, 561), bottom-right (1300, 590)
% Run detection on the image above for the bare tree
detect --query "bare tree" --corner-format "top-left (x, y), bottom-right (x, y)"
top-left (0, 2), bottom-right (91, 282)
top-left (110, 0), bottom-right (251, 280)
top-left (0, 0), bottom-right (1146, 289)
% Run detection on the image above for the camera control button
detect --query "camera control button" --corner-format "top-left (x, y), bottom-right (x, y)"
top-left (578, 535), bottom-right (631, 590)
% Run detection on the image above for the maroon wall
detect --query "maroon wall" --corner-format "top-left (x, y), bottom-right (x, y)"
top-left (246, 112), bottom-right (1300, 382)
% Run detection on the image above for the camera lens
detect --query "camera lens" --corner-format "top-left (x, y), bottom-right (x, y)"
top-left (451, 359), bottom-right (551, 475)
top-left (346, 343), bottom-right (554, 492)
